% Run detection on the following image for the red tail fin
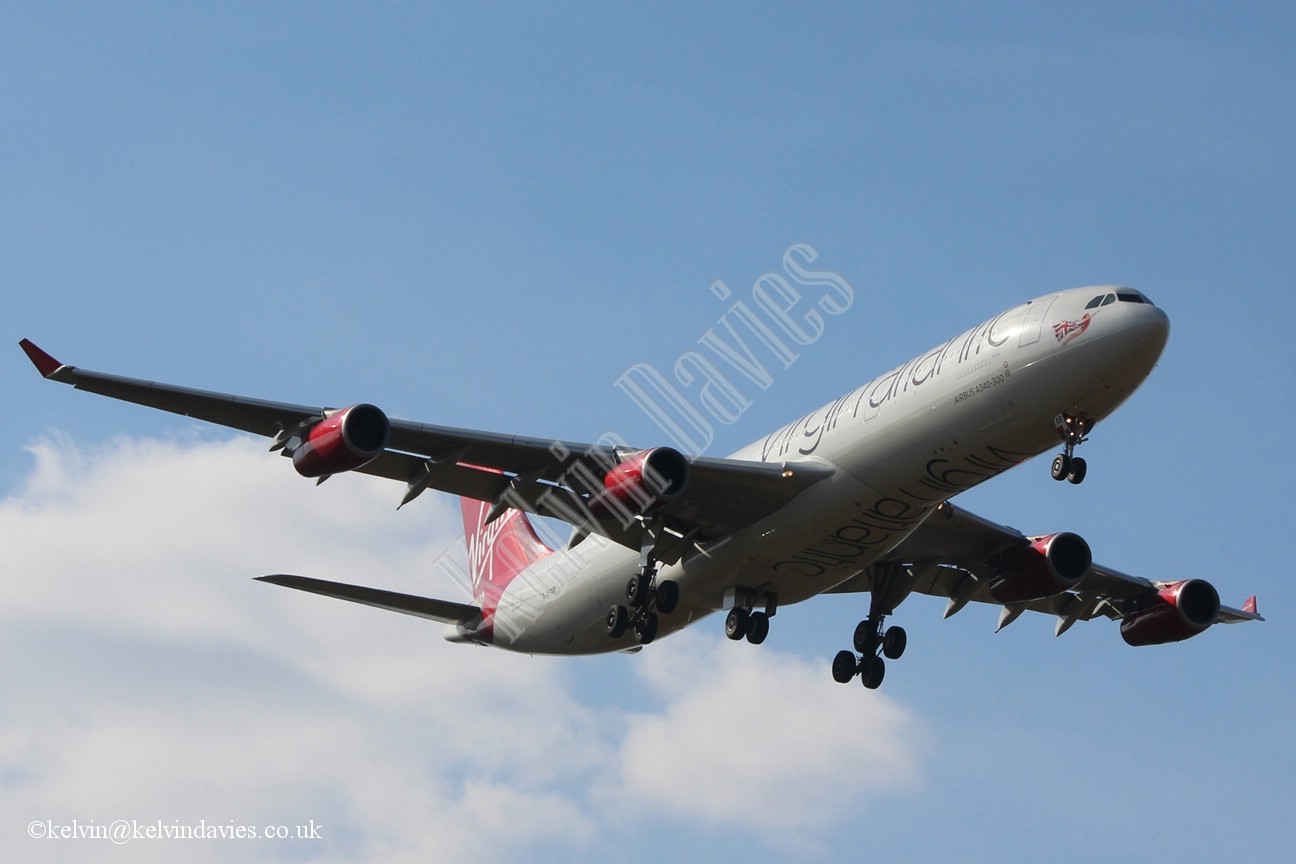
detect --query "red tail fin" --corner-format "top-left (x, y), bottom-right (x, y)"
top-left (460, 497), bottom-right (553, 614)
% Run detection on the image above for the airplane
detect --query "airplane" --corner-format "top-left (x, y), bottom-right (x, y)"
top-left (19, 285), bottom-right (1263, 689)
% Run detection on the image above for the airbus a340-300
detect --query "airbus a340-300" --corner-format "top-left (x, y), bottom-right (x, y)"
top-left (20, 285), bottom-right (1262, 689)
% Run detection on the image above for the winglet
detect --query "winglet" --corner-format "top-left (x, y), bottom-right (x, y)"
top-left (1243, 596), bottom-right (1259, 615)
top-left (19, 339), bottom-right (66, 379)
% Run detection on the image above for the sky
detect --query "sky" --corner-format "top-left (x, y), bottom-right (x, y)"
top-left (2, 2), bottom-right (1293, 862)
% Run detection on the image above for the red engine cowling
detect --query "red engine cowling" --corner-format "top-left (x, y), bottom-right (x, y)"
top-left (593, 447), bottom-right (690, 518)
top-left (988, 532), bottom-right (1092, 604)
top-left (291, 403), bottom-right (391, 478)
top-left (1120, 579), bottom-right (1220, 646)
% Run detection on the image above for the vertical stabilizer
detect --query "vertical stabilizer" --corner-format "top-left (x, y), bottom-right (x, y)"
top-left (460, 495), bottom-right (553, 637)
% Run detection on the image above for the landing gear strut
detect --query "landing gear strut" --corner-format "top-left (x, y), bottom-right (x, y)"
top-left (1050, 412), bottom-right (1092, 485)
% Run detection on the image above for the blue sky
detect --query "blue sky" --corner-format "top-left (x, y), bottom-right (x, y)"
top-left (3, 3), bottom-right (1292, 862)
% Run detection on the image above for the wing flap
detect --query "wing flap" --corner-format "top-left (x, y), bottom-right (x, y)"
top-left (256, 574), bottom-right (482, 625)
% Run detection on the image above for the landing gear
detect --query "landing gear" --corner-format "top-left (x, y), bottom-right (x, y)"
top-left (832, 564), bottom-right (912, 690)
top-left (1051, 413), bottom-right (1092, 485)
top-left (723, 591), bottom-right (777, 645)
top-left (606, 539), bottom-right (680, 646)
top-left (607, 575), bottom-right (678, 645)
top-left (837, 614), bottom-right (906, 688)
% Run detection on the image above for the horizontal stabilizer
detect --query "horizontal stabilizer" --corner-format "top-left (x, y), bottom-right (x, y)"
top-left (256, 574), bottom-right (482, 625)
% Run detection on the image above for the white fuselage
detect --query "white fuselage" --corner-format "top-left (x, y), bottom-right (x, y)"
top-left (480, 287), bottom-right (1170, 654)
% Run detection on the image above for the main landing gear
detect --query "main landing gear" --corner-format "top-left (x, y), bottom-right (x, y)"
top-left (1050, 412), bottom-right (1093, 485)
top-left (832, 615), bottom-right (907, 689)
top-left (605, 533), bottom-right (679, 646)
top-left (723, 591), bottom-right (777, 645)
top-left (832, 563), bottom-right (913, 689)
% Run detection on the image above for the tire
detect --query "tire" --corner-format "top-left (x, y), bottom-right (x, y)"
top-left (860, 656), bottom-right (886, 689)
top-left (746, 612), bottom-right (770, 645)
top-left (882, 626), bottom-right (907, 660)
top-left (626, 573), bottom-right (652, 607)
top-left (832, 650), bottom-right (857, 684)
top-left (1067, 457), bottom-right (1087, 485)
top-left (656, 580), bottom-right (680, 615)
top-left (605, 605), bottom-right (629, 638)
top-left (724, 607), bottom-right (749, 641)
top-left (1051, 454), bottom-right (1071, 481)
top-left (853, 620), bottom-right (876, 654)
top-left (634, 612), bottom-right (659, 645)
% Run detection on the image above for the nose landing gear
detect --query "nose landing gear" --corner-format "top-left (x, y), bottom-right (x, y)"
top-left (1051, 413), bottom-right (1092, 484)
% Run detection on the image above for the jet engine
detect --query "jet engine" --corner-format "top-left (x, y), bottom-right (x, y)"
top-left (1119, 579), bottom-right (1220, 646)
top-left (290, 403), bottom-right (391, 478)
top-left (592, 447), bottom-right (690, 518)
top-left (988, 532), bottom-right (1092, 604)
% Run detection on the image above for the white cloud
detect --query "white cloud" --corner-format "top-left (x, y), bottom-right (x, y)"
top-left (616, 632), bottom-right (927, 844)
top-left (1, 434), bottom-right (927, 863)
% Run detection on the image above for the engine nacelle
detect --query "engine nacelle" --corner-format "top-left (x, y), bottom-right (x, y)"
top-left (988, 532), bottom-right (1092, 604)
top-left (592, 447), bottom-right (690, 519)
top-left (291, 403), bottom-right (390, 478)
top-left (1120, 579), bottom-right (1220, 646)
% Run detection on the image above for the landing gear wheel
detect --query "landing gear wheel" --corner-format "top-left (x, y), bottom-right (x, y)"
top-left (860, 655), bottom-right (886, 689)
top-left (655, 580), bottom-right (680, 615)
top-left (1051, 454), bottom-right (1071, 481)
top-left (605, 604), bottom-right (629, 638)
top-left (852, 620), bottom-right (877, 654)
top-left (633, 611), bottom-right (659, 645)
top-left (724, 607), bottom-right (750, 641)
top-left (882, 626), bottom-right (907, 660)
top-left (832, 650), bottom-right (857, 684)
top-left (626, 573), bottom-right (653, 607)
top-left (746, 612), bottom-right (770, 645)
top-left (1067, 457), bottom-right (1087, 485)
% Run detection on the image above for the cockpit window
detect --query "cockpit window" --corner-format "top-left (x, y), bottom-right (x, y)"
top-left (1086, 289), bottom-right (1156, 309)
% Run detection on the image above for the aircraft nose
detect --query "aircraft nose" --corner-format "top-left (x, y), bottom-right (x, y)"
top-left (1130, 302), bottom-right (1170, 353)
top-left (1113, 301), bottom-right (1170, 373)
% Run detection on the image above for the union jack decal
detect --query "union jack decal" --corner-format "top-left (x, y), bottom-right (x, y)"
top-left (1053, 313), bottom-right (1092, 344)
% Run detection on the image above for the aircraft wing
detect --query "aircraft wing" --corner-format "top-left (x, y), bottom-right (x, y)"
top-left (20, 341), bottom-right (833, 560)
top-left (828, 500), bottom-right (1264, 633)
